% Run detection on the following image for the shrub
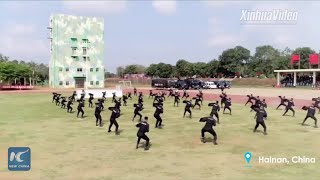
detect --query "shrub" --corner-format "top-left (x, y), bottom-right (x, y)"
top-left (268, 74), bottom-right (275, 78)
top-left (259, 74), bottom-right (266, 79)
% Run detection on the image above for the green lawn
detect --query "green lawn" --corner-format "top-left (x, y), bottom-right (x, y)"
top-left (0, 94), bottom-right (319, 180)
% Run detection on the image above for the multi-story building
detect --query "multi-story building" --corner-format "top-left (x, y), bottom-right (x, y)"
top-left (48, 14), bottom-right (105, 88)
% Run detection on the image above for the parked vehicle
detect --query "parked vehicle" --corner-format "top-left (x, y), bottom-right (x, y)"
top-left (217, 81), bottom-right (231, 89)
top-left (204, 81), bottom-right (218, 89)
top-left (151, 79), bottom-right (169, 88)
top-left (175, 80), bottom-right (189, 89)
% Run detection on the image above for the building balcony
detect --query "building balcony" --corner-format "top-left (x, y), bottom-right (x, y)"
top-left (73, 72), bottom-right (86, 78)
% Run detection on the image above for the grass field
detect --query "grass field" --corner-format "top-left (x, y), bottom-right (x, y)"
top-left (0, 93), bottom-right (319, 180)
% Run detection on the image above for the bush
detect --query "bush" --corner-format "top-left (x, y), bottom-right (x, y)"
top-left (268, 74), bottom-right (275, 78)
top-left (259, 74), bottom-right (266, 79)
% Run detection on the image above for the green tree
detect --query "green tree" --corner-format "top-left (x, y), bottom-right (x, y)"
top-left (219, 46), bottom-right (250, 75)
top-left (205, 60), bottom-right (220, 77)
top-left (156, 63), bottom-right (173, 78)
top-left (252, 45), bottom-right (281, 76)
top-left (176, 59), bottom-right (192, 77)
top-left (145, 64), bottom-right (158, 77)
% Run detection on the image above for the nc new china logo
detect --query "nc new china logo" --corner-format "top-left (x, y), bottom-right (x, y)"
top-left (8, 147), bottom-right (31, 171)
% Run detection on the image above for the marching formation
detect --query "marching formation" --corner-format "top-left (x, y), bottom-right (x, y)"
top-left (50, 88), bottom-right (319, 151)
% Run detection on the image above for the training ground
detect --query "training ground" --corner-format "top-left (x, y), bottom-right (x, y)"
top-left (0, 87), bottom-right (319, 180)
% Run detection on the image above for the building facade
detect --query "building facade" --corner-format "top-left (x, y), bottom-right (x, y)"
top-left (48, 14), bottom-right (105, 88)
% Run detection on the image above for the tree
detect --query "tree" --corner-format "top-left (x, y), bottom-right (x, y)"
top-left (123, 64), bottom-right (146, 74)
top-left (116, 66), bottom-right (124, 77)
top-left (292, 47), bottom-right (316, 69)
top-left (205, 60), bottom-right (220, 77)
top-left (191, 62), bottom-right (207, 78)
top-left (156, 63), bottom-right (173, 78)
top-left (252, 45), bottom-right (281, 76)
top-left (145, 64), bottom-right (158, 77)
top-left (219, 46), bottom-right (250, 76)
top-left (176, 59), bottom-right (192, 77)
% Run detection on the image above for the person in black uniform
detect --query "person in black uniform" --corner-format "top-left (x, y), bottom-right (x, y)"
top-left (283, 98), bottom-right (295, 117)
top-left (302, 104), bottom-right (318, 128)
top-left (209, 101), bottom-right (220, 124)
top-left (193, 96), bottom-right (202, 109)
top-left (312, 97), bottom-right (320, 112)
top-left (122, 94), bottom-right (128, 106)
top-left (98, 98), bottom-right (105, 110)
top-left (55, 94), bottom-right (61, 106)
top-left (183, 100), bottom-right (193, 118)
top-left (138, 93), bottom-right (144, 104)
top-left (128, 92), bottom-right (132, 100)
top-left (52, 92), bottom-right (57, 103)
top-left (250, 96), bottom-right (261, 112)
top-left (223, 98), bottom-right (232, 115)
top-left (245, 94), bottom-right (254, 106)
top-left (80, 90), bottom-right (85, 101)
top-left (71, 91), bottom-right (77, 102)
top-left (253, 106), bottom-right (268, 135)
top-left (168, 88), bottom-right (173, 97)
top-left (112, 92), bottom-right (117, 103)
top-left (67, 98), bottom-right (73, 113)
top-left (198, 90), bottom-right (204, 104)
top-left (182, 89), bottom-right (187, 98)
top-left (174, 93), bottom-right (180, 107)
top-left (132, 103), bottom-right (143, 121)
top-left (261, 99), bottom-right (267, 109)
top-left (95, 103), bottom-right (102, 127)
top-left (135, 117), bottom-right (150, 150)
top-left (77, 100), bottom-right (85, 118)
top-left (88, 93), bottom-right (94, 108)
top-left (220, 92), bottom-right (227, 107)
top-left (149, 90), bottom-right (153, 99)
top-left (114, 98), bottom-right (122, 111)
top-left (133, 87), bottom-right (137, 96)
top-left (276, 96), bottom-right (287, 110)
top-left (153, 103), bottom-right (164, 128)
top-left (199, 117), bottom-right (218, 145)
top-left (108, 107), bottom-right (121, 134)
top-left (60, 97), bottom-right (67, 109)
top-left (102, 91), bottom-right (106, 100)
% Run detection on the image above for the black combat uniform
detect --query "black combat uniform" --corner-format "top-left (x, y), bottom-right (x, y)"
top-left (199, 117), bottom-right (218, 145)
top-left (136, 118), bottom-right (150, 150)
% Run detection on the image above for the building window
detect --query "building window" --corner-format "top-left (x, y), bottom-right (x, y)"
top-left (66, 81), bottom-right (69, 85)
top-left (87, 57), bottom-right (90, 61)
top-left (96, 81), bottom-right (99, 85)
top-left (96, 68), bottom-right (99, 72)
top-left (83, 57), bottom-right (86, 61)
top-left (77, 68), bottom-right (83, 72)
top-left (59, 81), bottom-right (63, 85)
top-left (90, 81), bottom-right (93, 85)
top-left (72, 47), bottom-right (77, 54)
top-left (90, 68), bottom-right (93, 72)
top-left (83, 48), bottom-right (87, 55)
top-left (72, 57), bottom-right (78, 61)
top-left (59, 67), bottom-right (62, 72)
top-left (66, 67), bottom-right (69, 72)
top-left (82, 39), bottom-right (88, 43)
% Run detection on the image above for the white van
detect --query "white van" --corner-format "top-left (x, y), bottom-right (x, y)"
top-left (204, 81), bottom-right (218, 89)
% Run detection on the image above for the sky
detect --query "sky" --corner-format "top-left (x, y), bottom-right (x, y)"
top-left (1, 0), bottom-right (320, 73)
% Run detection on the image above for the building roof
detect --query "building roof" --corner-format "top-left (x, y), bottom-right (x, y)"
top-left (274, 69), bottom-right (320, 73)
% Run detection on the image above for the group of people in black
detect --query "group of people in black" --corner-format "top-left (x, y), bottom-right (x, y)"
top-left (50, 87), bottom-right (319, 151)
top-left (243, 94), bottom-right (319, 135)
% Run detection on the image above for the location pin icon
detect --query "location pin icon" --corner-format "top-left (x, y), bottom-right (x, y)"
top-left (244, 152), bottom-right (252, 163)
